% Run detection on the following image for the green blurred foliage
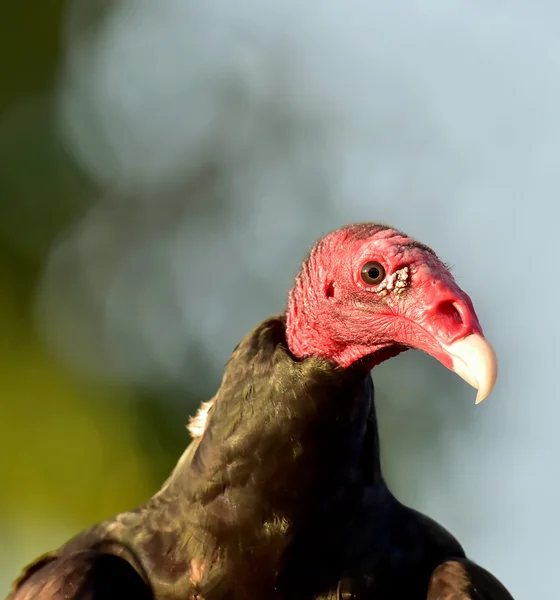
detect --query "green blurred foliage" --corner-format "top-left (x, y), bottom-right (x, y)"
top-left (0, 2), bottom-right (64, 109)
top-left (0, 4), bottom-right (197, 591)
top-left (0, 265), bottom-right (155, 522)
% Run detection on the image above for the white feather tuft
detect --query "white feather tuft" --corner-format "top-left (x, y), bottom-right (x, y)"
top-left (187, 396), bottom-right (217, 439)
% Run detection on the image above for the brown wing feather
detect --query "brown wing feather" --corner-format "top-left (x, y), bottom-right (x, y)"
top-left (9, 549), bottom-right (153, 600)
top-left (428, 558), bottom-right (514, 599)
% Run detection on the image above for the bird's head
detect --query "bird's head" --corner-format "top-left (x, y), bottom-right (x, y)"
top-left (286, 223), bottom-right (497, 403)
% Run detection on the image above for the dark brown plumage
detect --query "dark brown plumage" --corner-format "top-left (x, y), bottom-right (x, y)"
top-left (9, 224), bottom-right (512, 599)
top-left (10, 550), bottom-right (152, 600)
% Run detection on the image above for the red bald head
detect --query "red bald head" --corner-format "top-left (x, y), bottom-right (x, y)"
top-left (286, 223), bottom-right (496, 403)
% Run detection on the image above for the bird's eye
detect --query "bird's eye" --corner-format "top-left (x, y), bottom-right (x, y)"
top-left (361, 261), bottom-right (386, 285)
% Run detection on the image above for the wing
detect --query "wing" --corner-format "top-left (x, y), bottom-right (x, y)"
top-left (9, 549), bottom-right (153, 600)
top-left (428, 558), bottom-right (514, 599)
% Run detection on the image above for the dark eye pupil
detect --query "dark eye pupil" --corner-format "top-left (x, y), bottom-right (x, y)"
top-left (361, 261), bottom-right (386, 285)
top-left (368, 267), bottom-right (380, 280)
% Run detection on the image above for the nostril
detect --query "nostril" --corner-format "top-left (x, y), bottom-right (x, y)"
top-left (437, 300), bottom-right (463, 325)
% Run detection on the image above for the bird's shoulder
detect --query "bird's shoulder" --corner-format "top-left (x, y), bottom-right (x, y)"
top-left (404, 506), bottom-right (466, 558)
top-left (8, 547), bottom-right (152, 600)
top-left (427, 557), bottom-right (515, 599)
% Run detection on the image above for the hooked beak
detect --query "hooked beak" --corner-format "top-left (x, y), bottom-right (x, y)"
top-left (398, 279), bottom-right (499, 404)
top-left (442, 334), bottom-right (498, 404)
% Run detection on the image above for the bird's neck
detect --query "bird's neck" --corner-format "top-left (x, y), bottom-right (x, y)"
top-left (156, 317), bottom-right (390, 599)
top-left (182, 317), bottom-right (387, 517)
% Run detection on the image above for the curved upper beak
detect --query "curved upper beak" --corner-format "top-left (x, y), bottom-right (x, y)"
top-left (387, 273), bottom-right (498, 403)
top-left (442, 334), bottom-right (498, 404)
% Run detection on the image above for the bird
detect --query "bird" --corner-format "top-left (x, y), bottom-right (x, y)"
top-left (9, 222), bottom-right (513, 600)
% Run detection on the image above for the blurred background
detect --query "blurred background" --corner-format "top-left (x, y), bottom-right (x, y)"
top-left (1, 1), bottom-right (557, 597)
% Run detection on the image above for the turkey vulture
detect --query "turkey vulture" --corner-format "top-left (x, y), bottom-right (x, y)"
top-left (9, 223), bottom-right (513, 599)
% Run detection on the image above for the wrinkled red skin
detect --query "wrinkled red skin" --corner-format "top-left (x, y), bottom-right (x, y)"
top-left (286, 223), bottom-right (483, 372)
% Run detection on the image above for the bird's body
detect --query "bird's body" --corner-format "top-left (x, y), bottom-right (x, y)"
top-left (9, 224), bottom-right (513, 599)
